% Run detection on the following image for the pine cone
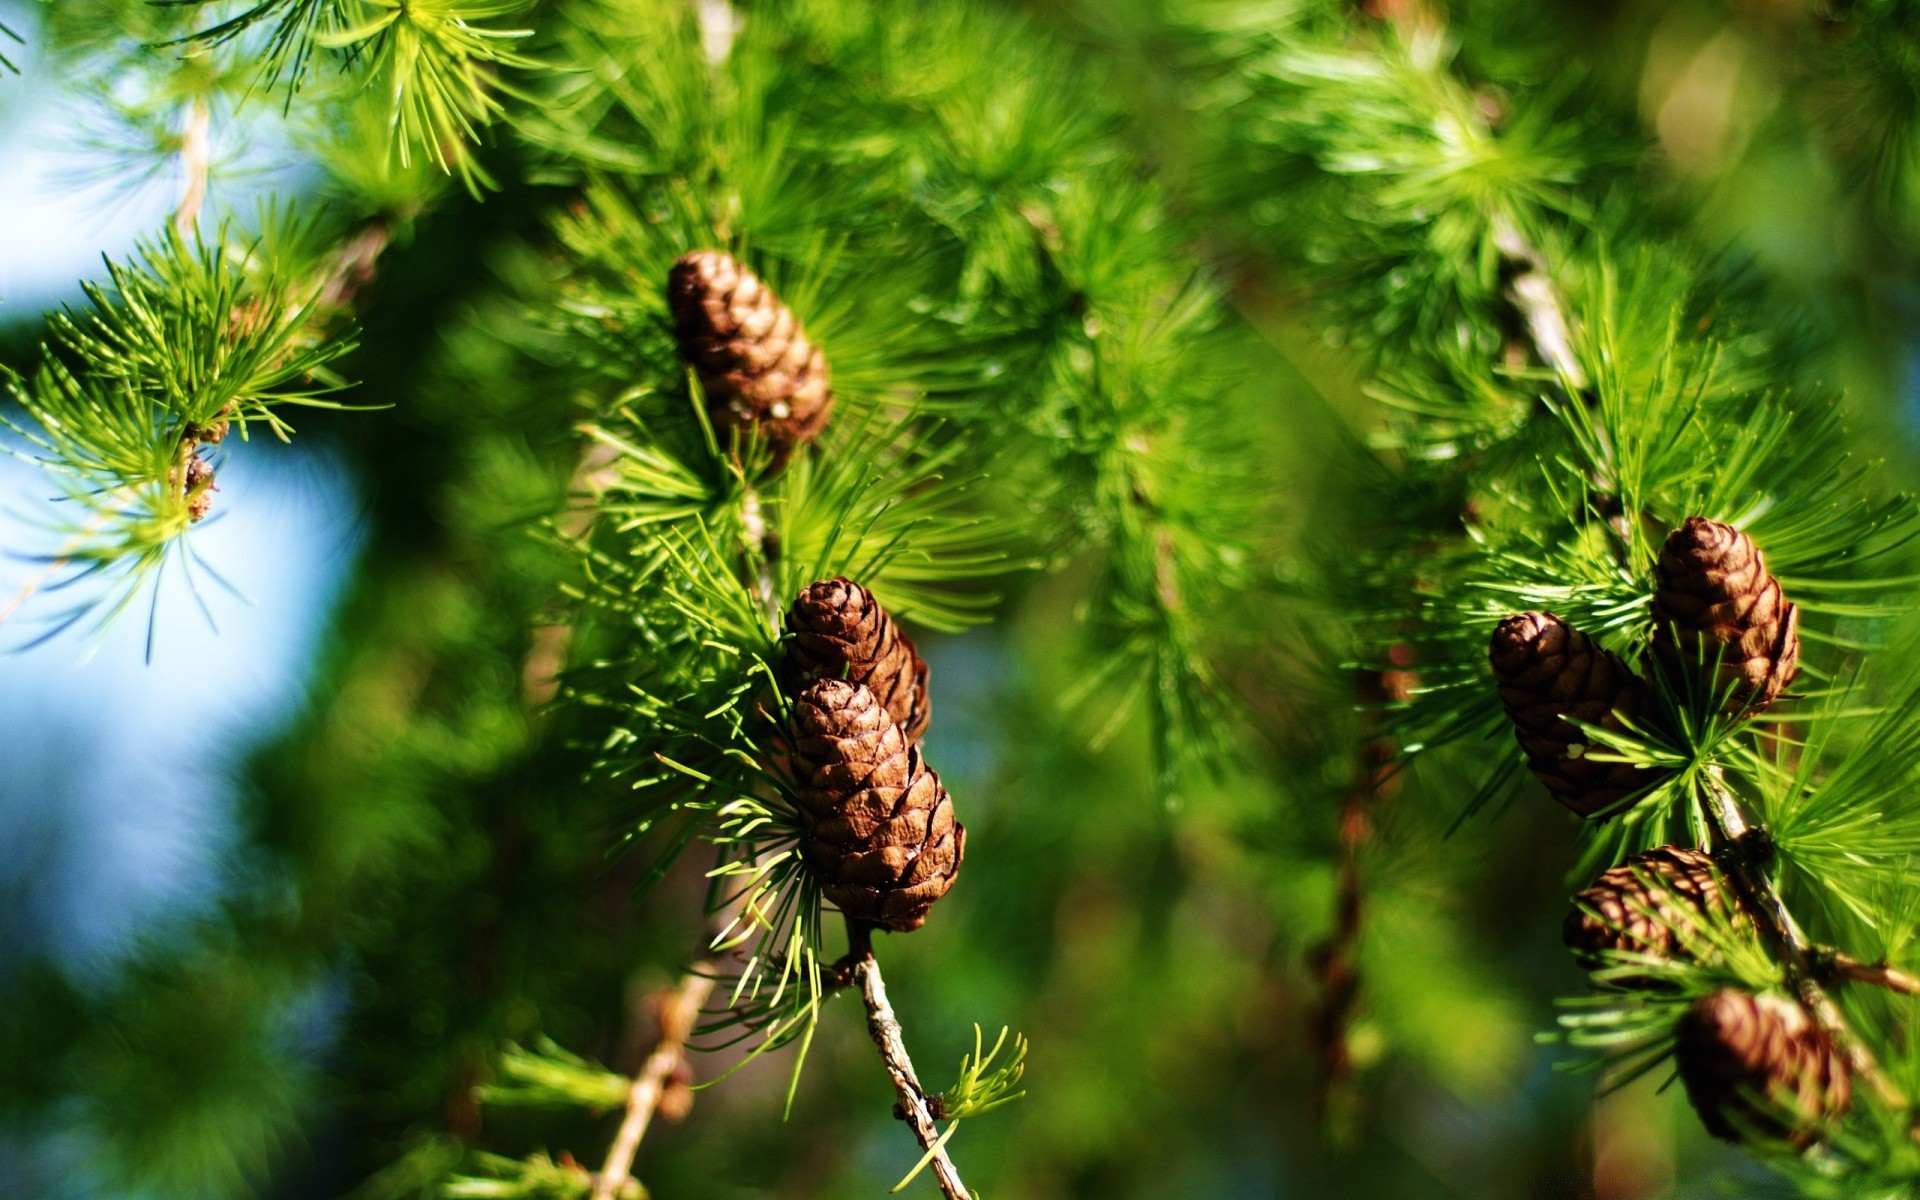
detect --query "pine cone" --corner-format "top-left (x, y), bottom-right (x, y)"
top-left (1652, 518), bottom-right (1799, 713)
top-left (667, 250), bottom-right (832, 463)
top-left (1675, 990), bottom-right (1850, 1146)
top-left (185, 403), bottom-right (234, 447)
top-left (184, 454), bottom-right (216, 523)
top-left (782, 578), bottom-right (930, 744)
top-left (1564, 845), bottom-right (1730, 976)
top-left (1489, 612), bottom-right (1654, 816)
top-left (786, 679), bottom-right (963, 932)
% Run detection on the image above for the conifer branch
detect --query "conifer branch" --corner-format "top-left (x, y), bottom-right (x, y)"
top-left (1311, 662), bottom-right (1406, 1130)
top-left (1489, 216), bottom-right (1584, 390)
top-left (846, 922), bottom-right (970, 1200)
top-left (1368, 0), bottom-right (1584, 390)
top-left (1827, 954), bottom-right (1920, 997)
top-left (1699, 770), bottom-right (1906, 1108)
top-left (175, 95), bottom-right (211, 235)
top-left (591, 969), bottom-right (717, 1200)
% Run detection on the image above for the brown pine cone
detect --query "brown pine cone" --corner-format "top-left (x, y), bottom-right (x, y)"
top-left (184, 455), bottom-right (216, 523)
top-left (1651, 518), bottom-right (1799, 714)
top-left (782, 578), bottom-right (930, 744)
top-left (786, 679), bottom-right (963, 932)
top-left (667, 250), bottom-right (832, 464)
top-left (1675, 990), bottom-right (1850, 1146)
top-left (1564, 845), bottom-right (1731, 976)
top-left (1489, 612), bottom-right (1655, 817)
top-left (185, 402), bottom-right (235, 447)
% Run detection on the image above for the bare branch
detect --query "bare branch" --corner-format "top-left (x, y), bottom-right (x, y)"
top-left (175, 96), bottom-right (211, 235)
top-left (1490, 216), bottom-right (1585, 389)
top-left (592, 969), bottom-right (718, 1200)
top-left (848, 924), bottom-right (970, 1200)
top-left (1830, 954), bottom-right (1920, 997)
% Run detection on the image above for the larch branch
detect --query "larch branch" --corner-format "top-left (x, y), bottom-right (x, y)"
top-left (591, 968), bottom-right (718, 1200)
top-left (848, 924), bottom-right (969, 1200)
top-left (1700, 771), bottom-right (1905, 1108)
top-left (1490, 216), bottom-right (1586, 389)
top-left (175, 96), bottom-right (211, 235)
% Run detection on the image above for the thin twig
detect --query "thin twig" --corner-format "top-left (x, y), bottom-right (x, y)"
top-left (1700, 770), bottom-right (1905, 1106)
top-left (1311, 653), bottom-right (1411, 1130)
top-left (740, 484), bottom-right (780, 624)
top-left (847, 923), bottom-right (970, 1200)
top-left (175, 96), bottom-right (211, 235)
top-left (592, 969), bottom-right (718, 1200)
top-left (694, 0), bottom-right (737, 66)
top-left (1490, 216), bottom-right (1585, 389)
top-left (1830, 954), bottom-right (1920, 997)
top-left (521, 438), bottom-right (624, 707)
top-left (314, 219), bottom-right (394, 316)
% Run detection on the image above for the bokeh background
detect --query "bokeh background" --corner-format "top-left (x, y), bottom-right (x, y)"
top-left (4, 1), bottom-right (1919, 1197)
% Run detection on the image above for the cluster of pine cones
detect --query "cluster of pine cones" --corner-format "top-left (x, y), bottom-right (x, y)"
top-left (1491, 522), bottom-right (1847, 1147)
top-left (665, 251), bottom-right (961, 933)
top-left (179, 406), bottom-right (231, 523)
top-left (1489, 517), bottom-right (1799, 818)
top-left (1563, 846), bottom-right (1850, 1146)
top-left (775, 578), bottom-right (963, 933)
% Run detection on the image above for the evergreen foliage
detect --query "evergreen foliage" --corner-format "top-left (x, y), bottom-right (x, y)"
top-left (8, 0), bottom-right (1920, 1197)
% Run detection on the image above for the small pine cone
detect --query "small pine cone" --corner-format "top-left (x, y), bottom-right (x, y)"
top-left (787, 679), bottom-right (963, 932)
top-left (781, 578), bottom-right (930, 743)
top-left (667, 250), bottom-right (832, 463)
top-left (1652, 518), bottom-right (1799, 713)
top-left (1564, 845), bottom-right (1729, 975)
top-left (1489, 612), bottom-right (1654, 816)
top-left (1675, 990), bottom-right (1850, 1146)
top-left (185, 404), bottom-right (235, 447)
top-left (184, 455), bottom-right (217, 523)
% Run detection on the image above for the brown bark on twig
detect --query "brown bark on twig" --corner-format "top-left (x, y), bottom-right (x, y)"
top-left (592, 969), bottom-right (718, 1200)
top-left (1311, 652), bottom-right (1412, 1128)
top-left (175, 96), bottom-right (210, 235)
top-left (846, 923), bottom-right (970, 1200)
top-left (1828, 954), bottom-right (1920, 996)
top-left (1699, 771), bottom-right (1905, 1108)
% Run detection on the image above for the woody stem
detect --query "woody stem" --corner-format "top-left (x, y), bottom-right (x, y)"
top-left (741, 485), bottom-right (780, 625)
top-left (1828, 954), bottom-right (1920, 997)
top-left (1700, 769), bottom-right (1905, 1106)
top-left (590, 968), bottom-right (716, 1200)
top-left (175, 95), bottom-right (210, 234)
top-left (846, 921), bottom-right (969, 1200)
